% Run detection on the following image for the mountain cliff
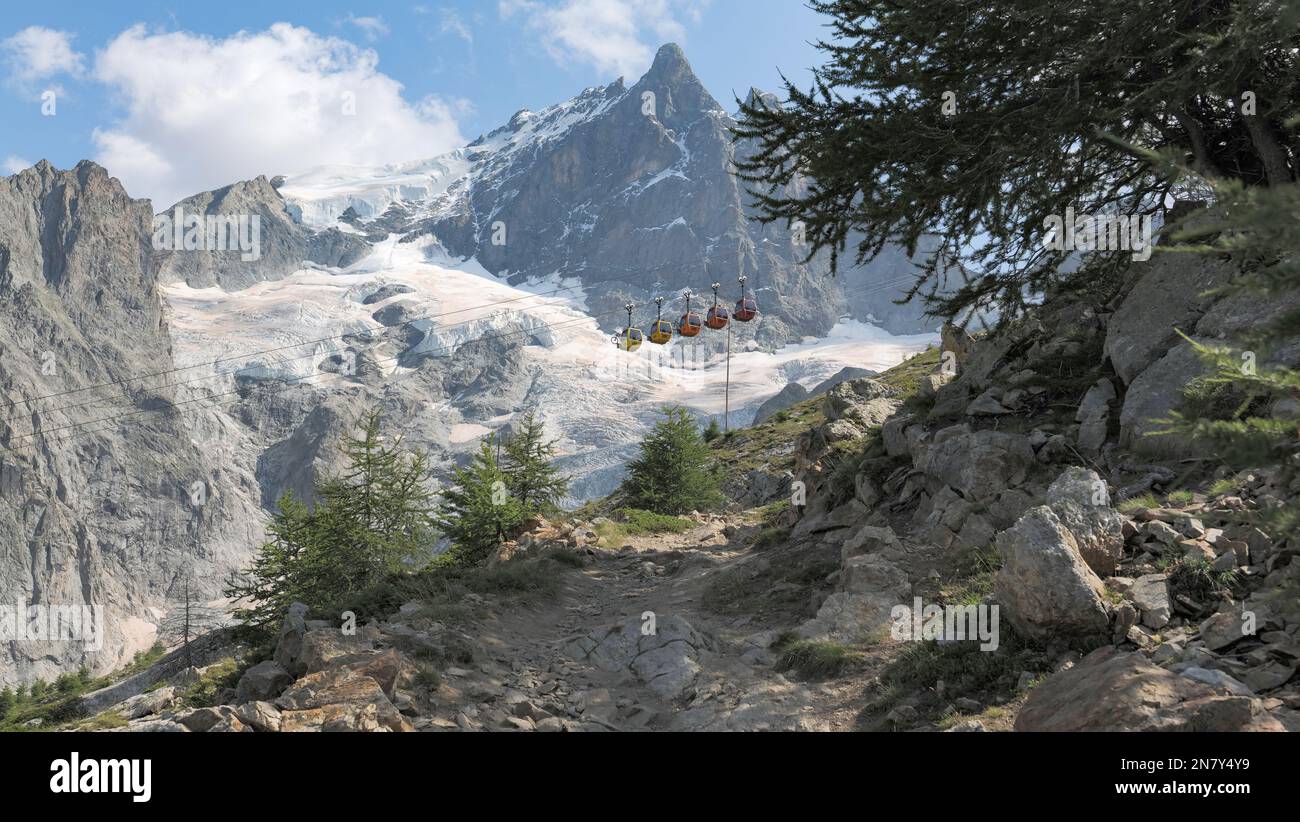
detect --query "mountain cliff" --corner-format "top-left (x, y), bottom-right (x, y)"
top-left (0, 161), bottom-right (264, 685)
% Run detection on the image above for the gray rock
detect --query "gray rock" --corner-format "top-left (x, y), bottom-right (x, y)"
top-left (881, 413), bottom-right (916, 458)
top-left (1119, 341), bottom-right (1215, 456)
top-left (1044, 467), bottom-right (1125, 575)
top-left (1200, 610), bottom-right (1252, 652)
top-left (1179, 666), bottom-right (1253, 696)
top-left (568, 615), bottom-right (707, 701)
top-left (922, 430), bottom-right (1036, 502)
top-left (1017, 646), bottom-right (1284, 731)
top-left (994, 506), bottom-right (1110, 644)
top-left (1129, 574), bottom-right (1172, 629)
top-left (966, 389), bottom-right (1009, 416)
top-left (235, 700), bottom-right (283, 732)
top-left (1105, 254), bottom-right (1235, 385)
top-left (274, 603), bottom-right (311, 676)
top-left (235, 660), bottom-right (294, 702)
top-left (809, 367), bottom-right (879, 397)
top-left (822, 379), bottom-right (901, 427)
top-left (0, 161), bottom-right (266, 684)
top-left (799, 554), bottom-right (911, 643)
top-left (117, 686), bottom-right (178, 720)
top-left (157, 175), bottom-right (371, 290)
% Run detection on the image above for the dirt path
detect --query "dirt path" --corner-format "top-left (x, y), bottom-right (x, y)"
top-left (439, 519), bottom-right (881, 732)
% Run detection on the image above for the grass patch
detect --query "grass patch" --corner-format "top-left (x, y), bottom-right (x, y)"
top-left (751, 526), bottom-right (792, 552)
top-left (876, 346), bottom-right (943, 396)
top-left (1165, 489), bottom-right (1195, 506)
top-left (616, 508), bottom-right (693, 535)
top-left (334, 552), bottom-right (580, 627)
top-left (941, 545), bottom-right (1002, 608)
top-left (866, 632), bottom-right (1048, 723)
top-left (1167, 557), bottom-right (1239, 601)
top-left (1118, 492), bottom-right (1160, 514)
top-left (591, 519), bottom-right (629, 548)
top-left (774, 635), bottom-right (864, 680)
top-left (179, 657), bottom-right (242, 709)
top-left (1208, 478), bottom-right (1240, 497)
top-left (71, 710), bottom-right (130, 731)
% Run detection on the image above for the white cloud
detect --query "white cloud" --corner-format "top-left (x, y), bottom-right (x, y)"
top-left (2, 26), bottom-right (85, 96)
top-left (91, 23), bottom-right (465, 208)
top-left (346, 14), bottom-right (390, 41)
top-left (3, 154), bottom-right (33, 174)
top-left (440, 9), bottom-right (474, 44)
top-left (500, 0), bottom-right (706, 79)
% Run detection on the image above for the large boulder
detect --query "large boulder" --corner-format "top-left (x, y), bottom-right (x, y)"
top-left (994, 506), bottom-right (1110, 644)
top-left (274, 603), bottom-right (311, 676)
top-left (1128, 574), bottom-right (1172, 629)
top-left (234, 660), bottom-right (293, 702)
top-left (1104, 255), bottom-right (1235, 386)
top-left (922, 429), bottom-right (1036, 502)
top-left (1119, 341), bottom-right (1215, 457)
top-left (275, 667), bottom-right (411, 732)
top-left (1043, 467), bottom-right (1125, 575)
top-left (1016, 647), bottom-right (1285, 731)
top-left (823, 379), bottom-right (901, 428)
top-left (799, 554), bottom-right (911, 643)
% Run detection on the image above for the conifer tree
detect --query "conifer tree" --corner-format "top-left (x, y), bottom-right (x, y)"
top-left (735, 0), bottom-right (1300, 323)
top-left (620, 407), bottom-right (723, 515)
top-left (227, 409), bottom-right (437, 630)
top-left (501, 412), bottom-right (570, 514)
top-left (436, 438), bottom-right (527, 564)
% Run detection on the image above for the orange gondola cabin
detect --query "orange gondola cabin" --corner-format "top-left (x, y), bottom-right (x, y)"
top-left (733, 274), bottom-right (758, 322)
top-left (705, 282), bottom-right (730, 330)
top-left (678, 292), bottom-right (703, 338)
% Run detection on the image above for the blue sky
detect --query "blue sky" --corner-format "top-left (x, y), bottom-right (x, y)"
top-left (0, 0), bottom-right (827, 207)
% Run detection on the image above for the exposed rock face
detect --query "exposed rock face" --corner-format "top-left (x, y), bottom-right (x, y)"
top-left (922, 429), bottom-right (1036, 502)
top-left (1016, 647), bottom-right (1285, 731)
top-left (799, 553), bottom-right (911, 643)
top-left (0, 161), bottom-right (263, 685)
top-left (994, 506), bottom-right (1110, 645)
top-left (156, 175), bottom-right (370, 290)
top-left (753, 382), bottom-right (808, 425)
top-left (1104, 255), bottom-right (1235, 385)
top-left (567, 614), bottom-right (709, 700)
top-left (1118, 340), bottom-right (1213, 456)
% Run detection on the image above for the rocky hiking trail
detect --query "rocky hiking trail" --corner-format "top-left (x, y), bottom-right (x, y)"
top-left (426, 517), bottom-right (872, 732)
top-left (79, 513), bottom-right (903, 733)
